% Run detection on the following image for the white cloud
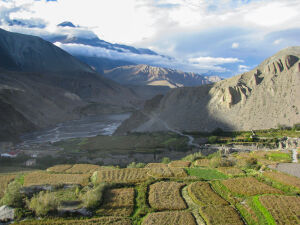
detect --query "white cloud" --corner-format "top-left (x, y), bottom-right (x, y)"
top-left (273, 39), bottom-right (283, 45)
top-left (232, 42), bottom-right (239, 49)
top-left (189, 56), bottom-right (243, 65)
top-left (244, 2), bottom-right (298, 27)
top-left (238, 65), bottom-right (251, 73)
top-left (54, 42), bottom-right (239, 73)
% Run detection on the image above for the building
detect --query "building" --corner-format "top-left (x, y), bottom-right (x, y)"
top-left (0, 151), bottom-right (18, 158)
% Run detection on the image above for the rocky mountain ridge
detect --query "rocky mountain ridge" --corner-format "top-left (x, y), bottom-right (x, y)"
top-left (116, 47), bottom-right (300, 134)
top-left (103, 64), bottom-right (221, 88)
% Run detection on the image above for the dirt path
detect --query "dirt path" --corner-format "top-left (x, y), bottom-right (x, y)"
top-left (182, 186), bottom-right (206, 225)
top-left (159, 118), bottom-right (200, 148)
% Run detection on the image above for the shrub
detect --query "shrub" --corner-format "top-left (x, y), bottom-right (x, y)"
top-left (245, 157), bottom-right (258, 169)
top-left (0, 179), bottom-right (23, 207)
top-left (27, 191), bottom-right (59, 216)
top-left (208, 136), bottom-right (218, 144)
top-left (127, 162), bottom-right (146, 168)
top-left (181, 152), bottom-right (203, 162)
top-left (161, 157), bottom-right (171, 164)
top-left (81, 182), bottom-right (108, 209)
top-left (293, 123), bottom-right (300, 131)
top-left (210, 157), bottom-right (235, 168)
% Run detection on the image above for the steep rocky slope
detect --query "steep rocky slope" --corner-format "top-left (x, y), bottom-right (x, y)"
top-left (116, 47), bottom-right (300, 134)
top-left (0, 29), bottom-right (139, 141)
top-left (103, 64), bottom-right (221, 88)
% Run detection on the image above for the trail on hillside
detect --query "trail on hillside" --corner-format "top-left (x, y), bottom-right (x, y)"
top-left (182, 186), bottom-right (206, 225)
top-left (158, 117), bottom-right (200, 148)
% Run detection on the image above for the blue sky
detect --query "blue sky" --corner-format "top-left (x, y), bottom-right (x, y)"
top-left (0, 0), bottom-right (300, 77)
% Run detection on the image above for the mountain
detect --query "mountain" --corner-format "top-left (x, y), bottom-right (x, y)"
top-left (57, 21), bottom-right (77, 28)
top-left (116, 47), bottom-right (300, 134)
top-left (103, 64), bottom-right (221, 88)
top-left (0, 29), bottom-right (139, 141)
top-left (0, 29), bottom-right (93, 73)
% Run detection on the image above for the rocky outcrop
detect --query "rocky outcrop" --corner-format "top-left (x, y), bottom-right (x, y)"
top-left (118, 47), bottom-right (300, 133)
top-left (103, 64), bottom-right (221, 88)
top-left (0, 205), bottom-right (14, 222)
top-left (278, 137), bottom-right (300, 150)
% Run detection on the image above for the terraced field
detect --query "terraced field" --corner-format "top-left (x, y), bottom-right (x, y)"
top-left (24, 171), bottom-right (90, 186)
top-left (93, 168), bottom-right (149, 184)
top-left (142, 211), bottom-right (196, 225)
top-left (168, 161), bottom-right (191, 168)
top-left (47, 164), bottom-right (108, 174)
top-left (0, 174), bottom-right (16, 198)
top-left (217, 167), bottom-right (244, 176)
top-left (259, 195), bottom-right (300, 225)
top-left (14, 217), bottom-right (132, 225)
top-left (188, 182), bottom-right (228, 206)
top-left (149, 181), bottom-right (186, 210)
top-left (263, 170), bottom-right (300, 190)
top-left (221, 177), bottom-right (283, 196)
top-left (200, 205), bottom-right (244, 225)
top-left (147, 167), bottom-right (187, 178)
top-left (3, 148), bottom-right (300, 225)
top-left (96, 188), bottom-right (135, 216)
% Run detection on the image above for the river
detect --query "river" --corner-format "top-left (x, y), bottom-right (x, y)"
top-left (20, 113), bottom-right (131, 144)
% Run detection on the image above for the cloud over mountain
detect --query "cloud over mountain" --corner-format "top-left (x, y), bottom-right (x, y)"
top-left (1, 0), bottom-right (300, 76)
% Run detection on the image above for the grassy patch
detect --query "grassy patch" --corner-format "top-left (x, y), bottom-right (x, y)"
top-left (132, 179), bottom-right (155, 225)
top-left (251, 196), bottom-right (276, 225)
top-left (267, 152), bottom-right (292, 162)
top-left (185, 168), bottom-right (227, 180)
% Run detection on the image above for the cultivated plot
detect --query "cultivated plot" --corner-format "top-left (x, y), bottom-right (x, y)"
top-left (188, 181), bottom-right (228, 206)
top-left (96, 188), bottom-right (135, 216)
top-left (263, 170), bottom-right (300, 190)
top-left (149, 181), bottom-right (187, 210)
top-left (13, 217), bottom-right (132, 225)
top-left (0, 174), bottom-right (16, 198)
top-left (260, 195), bottom-right (300, 225)
top-left (142, 211), bottom-right (196, 225)
top-left (24, 171), bottom-right (90, 186)
top-left (93, 168), bottom-right (149, 184)
top-left (200, 205), bottom-right (244, 225)
top-left (222, 177), bottom-right (283, 196)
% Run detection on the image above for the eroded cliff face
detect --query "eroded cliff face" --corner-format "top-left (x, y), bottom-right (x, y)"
top-left (117, 47), bottom-right (300, 133)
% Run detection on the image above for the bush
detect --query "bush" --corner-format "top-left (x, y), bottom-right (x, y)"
top-left (181, 152), bottom-right (203, 162)
top-left (293, 123), bottom-right (300, 131)
top-left (161, 157), bottom-right (171, 164)
top-left (81, 182), bottom-right (108, 209)
top-left (208, 136), bottom-right (218, 144)
top-left (245, 157), bottom-right (259, 169)
top-left (27, 191), bottom-right (59, 216)
top-left (210, 157), bottom-right (236, 168)
top-left (127, 162), bottom-right (146, 168)
top-left (0, 179), bottom-right (23, 207)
